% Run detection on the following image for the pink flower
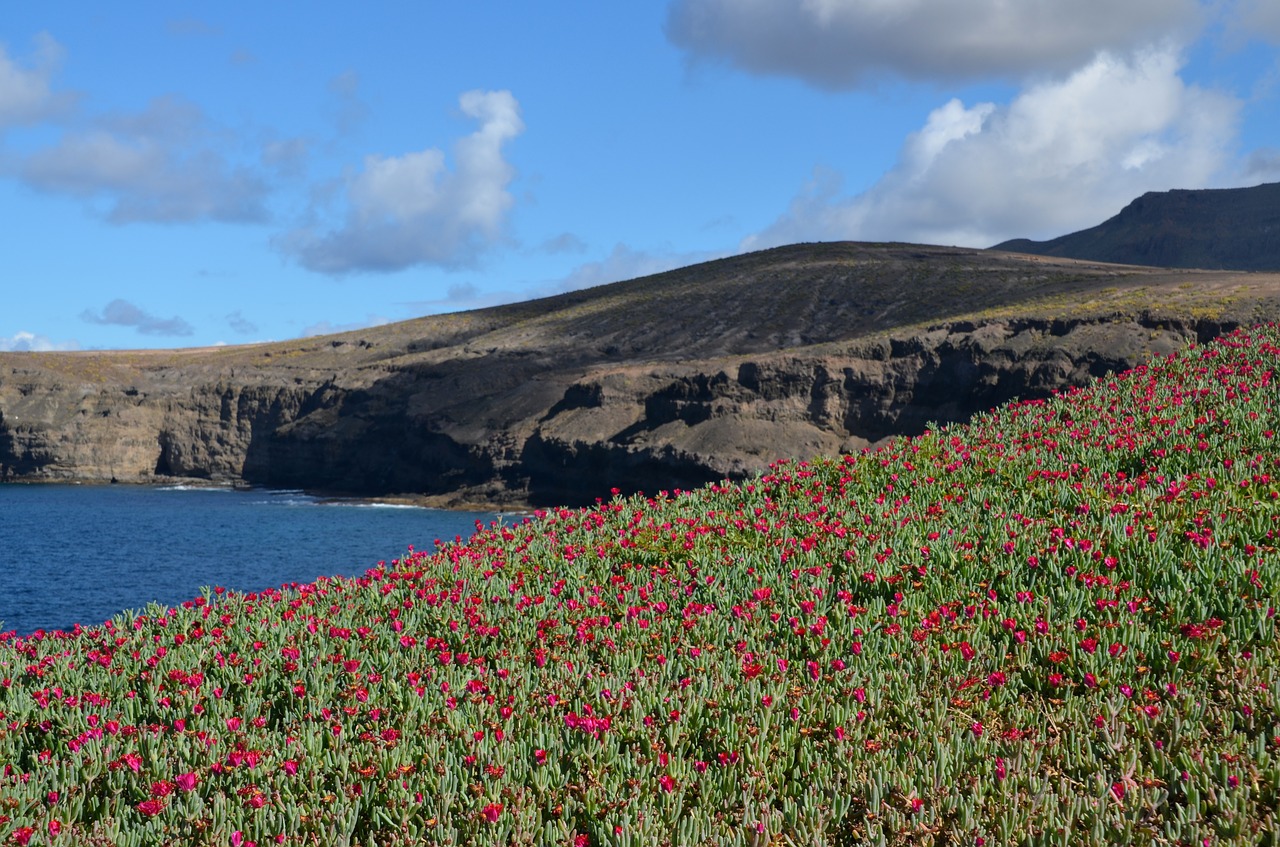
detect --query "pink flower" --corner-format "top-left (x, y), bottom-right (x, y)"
top-left (481, 802), bottom-right (503, 823)
top-left (176, 772), bottom-right (198, 792)
top-left (658, 774), bottom-right (676, 793)
top-left (137, 798), bottom-right (166, 817)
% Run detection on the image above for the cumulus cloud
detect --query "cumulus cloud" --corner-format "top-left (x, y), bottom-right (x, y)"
top-left (80, 299), bottom-right (194, 337)
top-left (0, 331), bottom-right (78, 352)
top-left (666, 0), bottom-right (1201, 87)
top-left (279, 89), bottom-right (524, 274)
top-left (742, 48), bottom-right (1240, 249)
top-left (0, 34), bottom-right (72, 129)
top-left (18, 95), bottom-right (270, 224)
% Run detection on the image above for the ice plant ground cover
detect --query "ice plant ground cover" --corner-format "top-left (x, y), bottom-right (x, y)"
top-left (1, 327), bottom-right (1279, 846)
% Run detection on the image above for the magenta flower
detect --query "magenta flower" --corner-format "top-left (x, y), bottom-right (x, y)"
top-left (137, 798), bottom-right (166, 816)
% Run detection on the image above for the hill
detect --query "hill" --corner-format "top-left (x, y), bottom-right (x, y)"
top-left (993, 182), bottom-right (1280, 270)
top-left (4, 242), bottom-right (1280, 507)
top-left (1, 324), bottom-right (1277, 844)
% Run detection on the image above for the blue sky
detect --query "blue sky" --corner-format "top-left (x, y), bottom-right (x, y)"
top-left (2, 1), bottom-right (1278, 351)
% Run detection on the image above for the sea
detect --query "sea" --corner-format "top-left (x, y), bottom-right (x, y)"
top-left (0, 484), bottom-right (504, 637)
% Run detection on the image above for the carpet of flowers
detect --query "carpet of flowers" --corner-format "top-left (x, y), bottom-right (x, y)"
top-left (2, 325), bottom-right (1279, 846)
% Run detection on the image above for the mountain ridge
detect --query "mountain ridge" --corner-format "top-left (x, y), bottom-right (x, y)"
top-left (993, 181), bottom-right (1280, 270)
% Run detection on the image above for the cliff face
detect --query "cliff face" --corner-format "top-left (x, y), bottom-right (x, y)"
top-left (4, 242), bottom-right (1280, 507)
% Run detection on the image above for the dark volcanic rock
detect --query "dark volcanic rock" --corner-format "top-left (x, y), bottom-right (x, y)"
top-left (3, 242), bottom-right (1280, 507)
top-left (994, 182), bottom-right (1280, 270)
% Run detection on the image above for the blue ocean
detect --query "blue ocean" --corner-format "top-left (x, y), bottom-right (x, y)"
top-left (0, 484), bottom-right (502, 637)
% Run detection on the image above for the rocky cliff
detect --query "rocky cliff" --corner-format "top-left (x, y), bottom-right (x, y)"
top-left (4, 242), bottom-right (1280, 507)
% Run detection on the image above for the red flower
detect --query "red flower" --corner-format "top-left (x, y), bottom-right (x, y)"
top-left (658, 774), bottom-right (676, 793)
top-left (10, 827), bottom-right (33, 846)
top-left (137, 798), bottom-right (166, 817)
top-left (481, 802), bottom-right (503, 823)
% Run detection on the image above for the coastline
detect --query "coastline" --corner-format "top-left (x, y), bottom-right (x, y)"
top-left (0, 475), bottom-right (532, 514)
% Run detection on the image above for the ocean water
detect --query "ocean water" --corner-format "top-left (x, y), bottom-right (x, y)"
top-left (0, 484), bottom-right (503, 637)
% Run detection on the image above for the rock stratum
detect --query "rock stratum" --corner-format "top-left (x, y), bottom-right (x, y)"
top-left (4, 242), bottom-right (1280, 507)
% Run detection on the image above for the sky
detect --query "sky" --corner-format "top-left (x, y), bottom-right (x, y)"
top-left (2, 2), bottom-right (1279, 351)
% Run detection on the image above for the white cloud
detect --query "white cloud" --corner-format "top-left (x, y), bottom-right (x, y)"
top-left (742, 48), bottom-right (1240, 249)
top-left (0, 330), bottom-right (78, 352)
top-left (279, 89), bottom-right (524, 274)
top-left (18, 95), bottom-right (270, 224)
top-left (0, 33), bottom-right (71, 129)
top-left (666, 0), bottom-right (1202, 87)
top-left (81, 299), bottom-right (194, 337)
